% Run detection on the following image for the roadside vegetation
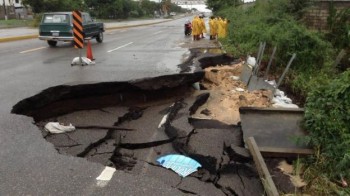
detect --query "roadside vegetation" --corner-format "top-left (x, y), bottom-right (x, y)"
top-left (0, 19), bottom-right (33, 28)
top-left (15, 0), bottom-right (187, 28)
top-left (211, 0), bottom-right (350, 194)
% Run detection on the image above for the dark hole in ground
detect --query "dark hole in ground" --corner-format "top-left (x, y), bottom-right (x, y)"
top-left (11, 49), bottom-right (301, 195)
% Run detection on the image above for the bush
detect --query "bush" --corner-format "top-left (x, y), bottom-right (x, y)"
top-left (304, 70), bottom-right (350, 179)
top-left (218, 0), bottom-right (335, 99)
top-left (31, 13), bottom-right (43, 27)
top-left (220, 0), bottom-right (333, 72)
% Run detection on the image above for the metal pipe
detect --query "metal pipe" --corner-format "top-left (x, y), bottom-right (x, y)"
top-left (276, 53), bottom-right (297, 88)
top-left (264, 46), bottom-right (277, 80)
top-left (255, 42), bottom-right (266, 75)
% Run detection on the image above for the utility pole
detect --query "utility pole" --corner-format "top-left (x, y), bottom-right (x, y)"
top-left (2, 0), bottom-right (8, 20)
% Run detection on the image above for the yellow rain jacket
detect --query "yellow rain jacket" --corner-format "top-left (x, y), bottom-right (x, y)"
top-left (192, 16), bottom-right (201, 36)
top-left (200, 18), bottom-right (207, 34)
top-left (222, 19), bottom-right (228, 38)
top-left (217, 18), bottom-right (225, 38)
top-left (209, 18), bottom-right (217, 36)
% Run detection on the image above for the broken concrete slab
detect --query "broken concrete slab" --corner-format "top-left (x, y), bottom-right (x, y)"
top-left (239, 107), bottom-right (310, 156)
top-left (11, 73), bottom-right (204, 121)
top-left (131, 72), bottom-right (204, 90)
top-left (189, 93), bottom-right (210, 115)
top-left (196, 53), bottom-right (236, 69)
top-left (240, 64), bottom-right (253, 85)
top-left (189, 118), bottom-right (237, 130)
top-left (47, 128), bottom-right (109, 157)
top-left (247, 76), bottom-right (275, 92)
top-left (226, 145), bottom-right (251, 163)
top-left (139, 162), bottom-right (182, 188)
top-left (178, 177), bottom-right (226, 196)
top-left (188, 128), bottom-right (243, 172)
top-left (217, 163), bottom-right (264, 196)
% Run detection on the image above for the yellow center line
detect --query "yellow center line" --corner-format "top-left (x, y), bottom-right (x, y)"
top-left (20, 47), bottom-right (47, 54)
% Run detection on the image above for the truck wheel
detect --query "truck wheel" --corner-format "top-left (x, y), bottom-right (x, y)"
top-left (47, 40), bottom-right (57, 47)
top-left (96, 31), bottom-right (103, 43)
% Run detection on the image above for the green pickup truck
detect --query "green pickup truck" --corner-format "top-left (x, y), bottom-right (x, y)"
top-left (39, 12), bottom-right (104, 47)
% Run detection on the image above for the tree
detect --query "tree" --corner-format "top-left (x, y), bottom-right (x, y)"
top-left (23, 0), bottom-right (85, 13)
top-left (140, 0), bottom-right (158, 16)
top-left (206, 0), bottom-right (243, 13)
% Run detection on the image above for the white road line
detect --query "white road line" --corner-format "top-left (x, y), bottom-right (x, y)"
top-left (19, 47), bottom-right (47, 54)
top-left (96, 166), bottom-right (116, 187)
top-left (119, 30), bottom-right (127, 33)
top-left (107, 42), bottom-right (133, 53)
top-left (153, 31), bottom-right (163, 35)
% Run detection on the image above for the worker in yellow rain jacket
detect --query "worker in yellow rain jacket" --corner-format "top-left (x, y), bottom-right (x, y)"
top-left (217, 17), bottom-right (225, 38)
top-left (222, 18), bottom-right (230, 38)
top-left (209, 16), bottom-right (217, 40)
top-left (192, 16), bottom-right (201, 41)
top-left (199, 16), bottom-right (207, 39)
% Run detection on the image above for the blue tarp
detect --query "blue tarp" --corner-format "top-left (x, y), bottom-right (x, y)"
top-left (157, 154), bottom-right (202, 177)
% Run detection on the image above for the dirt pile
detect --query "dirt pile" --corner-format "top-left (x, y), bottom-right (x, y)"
top-left (194, 63), bottom-right (272, 125)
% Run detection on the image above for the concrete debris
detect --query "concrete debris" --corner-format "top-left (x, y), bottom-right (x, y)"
top-left (226, 145), bottom-right (251, 163)
top-left (44, 122), bottom-right (75, 134)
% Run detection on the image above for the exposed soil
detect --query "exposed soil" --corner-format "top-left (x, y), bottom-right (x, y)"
top-left (193, 63), bottom-right (272, 125)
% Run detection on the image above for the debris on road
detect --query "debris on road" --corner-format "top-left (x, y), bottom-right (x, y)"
top-left (71, 57), bottom-right (95, 66)
top-left (44, 122), bottom-right (75, 134)
top-left (157, 154), bottom-right (202, 177)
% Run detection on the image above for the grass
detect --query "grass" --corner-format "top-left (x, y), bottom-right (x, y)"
top-left (0, 19), bottom-right (34, 28)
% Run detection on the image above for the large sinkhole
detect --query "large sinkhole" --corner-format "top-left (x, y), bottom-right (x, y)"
top-left (11, 51), bottom-right (297, 195)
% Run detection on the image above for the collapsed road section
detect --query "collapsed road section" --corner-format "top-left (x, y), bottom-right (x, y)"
top-left (12, 51), bottom-right (309, 195)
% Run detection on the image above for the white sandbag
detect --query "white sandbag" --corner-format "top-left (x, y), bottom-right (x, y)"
top-left (45, 122), bottom-right (76, 134)
top-left (71, 57), bottom-right (95, 66)
top-left (274, 89), bottom-right (285, 97)
top-left (247, 56), bottom-right (256, 67)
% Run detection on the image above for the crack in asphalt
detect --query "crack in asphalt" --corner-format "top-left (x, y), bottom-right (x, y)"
top-left (235, 162), bottom-right (246, 189)
top-left (55, 144), bottom-right (82, 148)
top-left (177, 188), bottom-right (198, 195)
top-left (118, 137), bottom-right (177, 149)
top-left (76, 107), bottom-right (145, 158)
top-left (76, 130), bottom-right (114, 158)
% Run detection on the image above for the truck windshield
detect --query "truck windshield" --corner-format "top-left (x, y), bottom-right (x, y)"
top-left (43, 14), bottom-right (69, 23)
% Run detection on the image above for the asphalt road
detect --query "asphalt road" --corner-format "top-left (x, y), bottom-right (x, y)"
top-left (0, 17), bottom-right (195, 195)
